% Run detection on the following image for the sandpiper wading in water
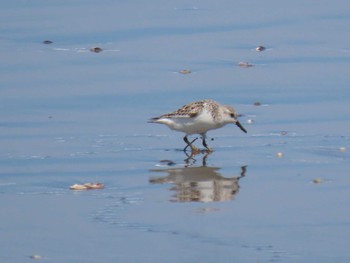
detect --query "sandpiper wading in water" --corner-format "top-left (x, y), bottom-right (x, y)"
top-left (149, 99), bottom-right (247, 153)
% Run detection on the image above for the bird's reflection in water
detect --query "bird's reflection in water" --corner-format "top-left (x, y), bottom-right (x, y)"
top-left (149, 153), bottom-right (247, 203)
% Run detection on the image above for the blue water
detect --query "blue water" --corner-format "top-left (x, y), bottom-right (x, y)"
top-left (1, 1), bottom-right (350, 262)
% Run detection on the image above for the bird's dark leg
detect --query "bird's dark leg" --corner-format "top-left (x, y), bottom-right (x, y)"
top-left (183, 136), bottom-right (200, 153)
top-left (201, 134), bottom-right (213, 152)
top-left (183, 136), bottom-right (191, 152)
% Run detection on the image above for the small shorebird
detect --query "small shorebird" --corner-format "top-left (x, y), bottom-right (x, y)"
top-left (149, 99), bottom-right (247, 152)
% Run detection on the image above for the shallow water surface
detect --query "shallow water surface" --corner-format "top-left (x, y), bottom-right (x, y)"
top-left (1, 1), bottom-right (350, 262)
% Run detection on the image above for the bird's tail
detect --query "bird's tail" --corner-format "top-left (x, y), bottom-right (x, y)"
top-left (148, 117), bottom-right (160, 123)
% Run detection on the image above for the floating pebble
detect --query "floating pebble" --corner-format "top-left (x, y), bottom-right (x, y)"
top-left (238, 61), bottom-right (254, 68)
top-left (70, 183), bottom-right (104, 190)
top-left (179, 69), bottom-right (192, 74)
top-left (313, 178), bottom-right (324, 184)
top-left (256, 46), bottom-right (266, 52)
top-left (30, 255), bottom-right (42, 260)
top-left (276, 152), bottom-right (284, 158)
top-left (339, 146), bottom-right (347, 152)
top-left (42, 40), bottom-right (53, 44)
top-left (253, 101), bottom-right (262, 106)
top-left (90, 47), bottom-right (103, 53)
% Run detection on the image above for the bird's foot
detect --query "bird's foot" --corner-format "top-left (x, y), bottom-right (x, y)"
top-left (204, 147), bottom-right (213, 153)
top-left (186, 145), bottom-right (213, 154)
top-left (190, 145), bottom-right (202, 154)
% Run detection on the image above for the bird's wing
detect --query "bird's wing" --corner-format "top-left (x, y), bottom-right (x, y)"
top-left (160, 102), bottom-right (203, 119)
top-left (150, 100), bottom-right (208, 121)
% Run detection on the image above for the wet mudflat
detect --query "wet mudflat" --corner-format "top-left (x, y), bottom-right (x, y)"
top-left (1, 1), bottom-right (350, 262)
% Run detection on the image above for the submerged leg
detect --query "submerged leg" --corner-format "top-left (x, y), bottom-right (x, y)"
top-left (201, 134), bottom-right (213, 152)
top-left (183, 136), bottom-right (200, 153)
top-left (183, 136), bottom-right (191, 152)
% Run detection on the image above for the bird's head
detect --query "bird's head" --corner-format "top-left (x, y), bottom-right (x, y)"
top-left (222, 105), bottom-right (247, 133)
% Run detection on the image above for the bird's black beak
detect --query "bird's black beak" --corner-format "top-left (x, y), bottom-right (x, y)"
top-left (236, 121), bottom-right (247, 133)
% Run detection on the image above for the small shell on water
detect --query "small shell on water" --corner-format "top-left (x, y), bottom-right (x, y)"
top-left (179, 69), bottom-right (192, 74)
top-left (255, 46), bottom-right (266, 52)
top-left (70, 183), bottom-right (104, 190)
top-left (339, 146), bottom-right (347, 152)
top-left (30, 255), bottom-right (42, 260)
top-left (276, 152), bottom-right (284, 158)
top-left (84, 183), bottom-right (105, 189)
top-left (90, 47), bottom-right (103, 53)
top-left (70, 184), bottom-right (87, 190)
top-left (238, 61), bottom-right (254, 68)
top-left (313, 178), bottom-right (324, 184)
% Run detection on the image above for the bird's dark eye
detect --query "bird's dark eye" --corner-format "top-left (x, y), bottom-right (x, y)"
top-left (230, 113), bottom-right (235, 118)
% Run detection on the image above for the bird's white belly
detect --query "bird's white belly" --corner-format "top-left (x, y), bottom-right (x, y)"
top-left (170, 116), bottom-right (223, 135)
